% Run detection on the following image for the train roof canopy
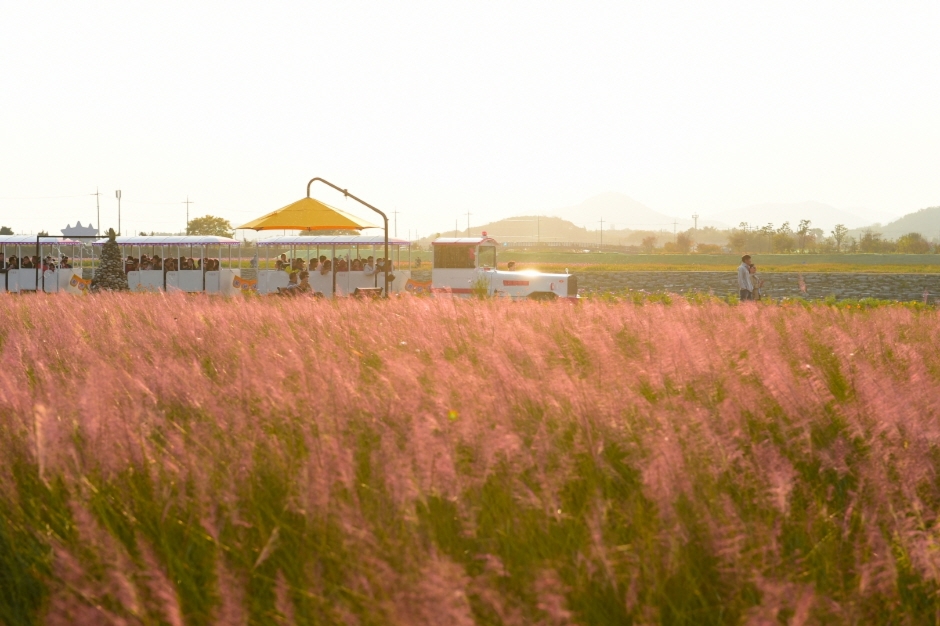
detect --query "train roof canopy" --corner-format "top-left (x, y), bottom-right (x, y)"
top-left (237, 197), bottom-right (379, 231)
top-left (91, 235), bottom-right (241, 246)
top-left (0, 235), bottom-right (84, 246)
top-left (256, 235), bottom-right (411, 246)
top-left (432, 237), bottom-right (498, 246)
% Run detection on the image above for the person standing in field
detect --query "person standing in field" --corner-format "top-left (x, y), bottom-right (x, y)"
top-left (738, 255), bottom-right (753, 301)
top-left (748, 263), bottom-right (765, 300)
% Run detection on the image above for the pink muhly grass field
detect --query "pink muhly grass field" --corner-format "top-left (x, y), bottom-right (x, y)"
top-left (1, 293), bottom-right (939, 624)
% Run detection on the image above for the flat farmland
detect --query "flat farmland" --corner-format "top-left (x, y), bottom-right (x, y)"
top-left (496, 252), bottom-right (940, 274)
top-left (1, 294), bottom-right (939, 624)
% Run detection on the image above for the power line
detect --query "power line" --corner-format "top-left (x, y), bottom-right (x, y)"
top-left (0, 194), bottom-right (89, 200)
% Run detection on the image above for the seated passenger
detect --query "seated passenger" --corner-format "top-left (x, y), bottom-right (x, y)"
top-left (362, 256), bottom-right (376, 276)
top-left (60, 255), bottom-right (72, 269)
top-left (296, 270), bottom-right (312, 293)
top-left (319, 259), bottom-right (332, 275)
top-left (351, 257), bottom-right (363, 271)
top-left (336, 258), bottom-right (348, 272)
top-left (277, 271), bottom-right (299, 295)
top-left (151, 255), bottom-right (163, 270)
top-left (275, 260), bottom-right (285, 271)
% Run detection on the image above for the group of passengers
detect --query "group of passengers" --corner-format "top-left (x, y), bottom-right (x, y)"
top-left (277, 270), bottom-right (316, 296)
top-left (124, 255), bottom-right (223, 273)
top-left (269, 253), bottom-right (394, 297)
top-left (1, 254), bottom-right (72, 272)
top-left (272, 253), bottom-right (394, 276)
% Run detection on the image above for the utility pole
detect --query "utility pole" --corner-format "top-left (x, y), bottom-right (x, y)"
top-left (599, 217), bottom-right (604, 246)
top-left (183, 196), bottom-right (194, 234)
top-left (692, 213), bottom-right (699, 231)
top-left (455, 218), bottom-right (458, 237)
top-left (673, 220), bottom-right (678, 242)
top-left (115, 190), bottom-right (122, 235)
top-left (391, 209), bottom-right (399, 238)
top-left (537, 215), bottom-right (540, 244)
top-left (91, 187), bottom-right (101, 235)
top-left (466, 210), bottom-right (472, 236)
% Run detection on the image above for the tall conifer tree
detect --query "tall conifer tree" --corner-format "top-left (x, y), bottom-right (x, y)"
top-left (90, 228), bottom-right (129, 292)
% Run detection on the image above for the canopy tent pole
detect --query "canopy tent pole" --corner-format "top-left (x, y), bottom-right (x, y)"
top-left (307, 178), bottom-right (390, 297)
top-left (331, 244), bottom-right (336, 295)
top-left (34, 238), bottom-right (40, 291)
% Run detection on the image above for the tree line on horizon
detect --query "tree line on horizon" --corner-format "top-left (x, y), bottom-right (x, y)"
top-left (4, 213), bottom-right (936, 254)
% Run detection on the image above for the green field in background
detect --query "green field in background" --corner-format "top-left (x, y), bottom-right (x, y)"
top-left (496, 252), bottom-right (940, 273)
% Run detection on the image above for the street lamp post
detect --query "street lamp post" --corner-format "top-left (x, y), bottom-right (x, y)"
top-left (115, 190), bottom-right (122, 235)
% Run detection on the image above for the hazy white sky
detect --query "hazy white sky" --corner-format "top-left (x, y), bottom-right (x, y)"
top-left (1, 0), bottom-right (937, 238)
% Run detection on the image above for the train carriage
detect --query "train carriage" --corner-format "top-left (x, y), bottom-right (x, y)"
top-left (91, 235), bottom-right (243, 294)
top-left (254, 234), bottom-right (412, 296)
top-left (0, 235), bottom-right (86, 294)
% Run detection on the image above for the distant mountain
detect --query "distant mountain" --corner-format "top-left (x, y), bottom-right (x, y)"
top-left (423, 193), bottom-right (938, 245)
top-left (860, 206), bottom-right (940, 240)
top-left (706, 201), bottom-right (877, 232)
top-left (550, 192), bottom-right (685, 231)
top-left (468, 215), bottom-right (589, 242)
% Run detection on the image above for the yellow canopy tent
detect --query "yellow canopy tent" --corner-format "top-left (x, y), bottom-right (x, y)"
top-left (236, 196), bottom-right (378, 231)
top-left (239, 178), bottom-right (392, 296)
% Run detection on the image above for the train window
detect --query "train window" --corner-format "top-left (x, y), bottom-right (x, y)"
top-left (434, 245), bottom-right (476, 269)
top-left (477, 246), bottom-right (496, 268)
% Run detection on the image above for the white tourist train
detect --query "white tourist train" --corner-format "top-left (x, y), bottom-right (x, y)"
top-left (1, 233), bottom-right (577, 299)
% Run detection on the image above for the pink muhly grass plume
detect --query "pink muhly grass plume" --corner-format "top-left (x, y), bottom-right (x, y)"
top-left (1, 294), bottom-right (940, 623)
top-left (391, 554), bottom-right (475, 626)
